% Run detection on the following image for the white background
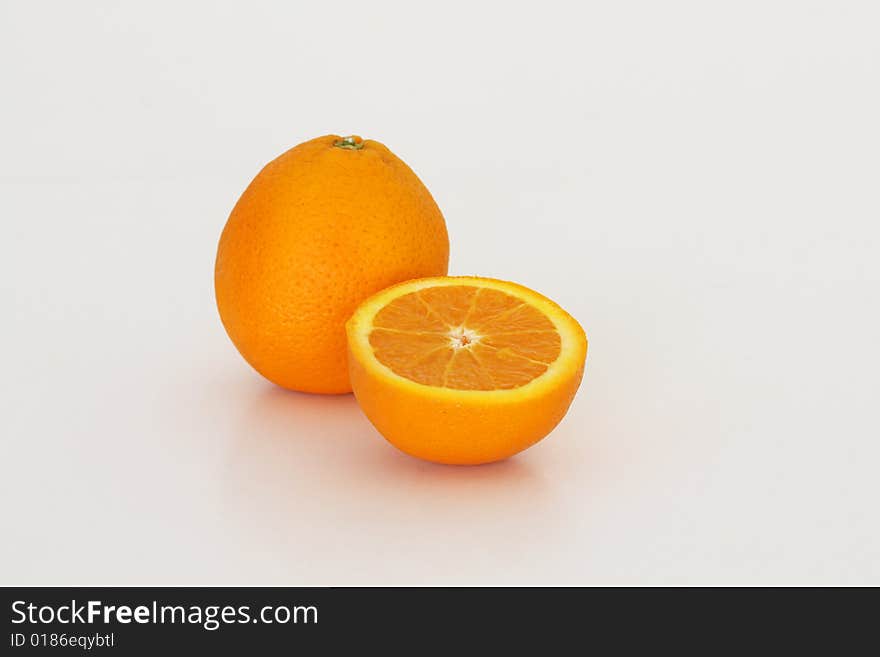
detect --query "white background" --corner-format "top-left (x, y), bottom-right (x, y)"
top-left (2, 1), bottom-right (878, 585)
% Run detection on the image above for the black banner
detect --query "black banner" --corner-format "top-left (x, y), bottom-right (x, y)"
top-left (3, 586), bottom-right (866, 652)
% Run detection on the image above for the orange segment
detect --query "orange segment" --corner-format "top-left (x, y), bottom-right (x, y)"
top-left (372, 290), bottom-right (448, 332)
top-left (416, 285), bottom-right (479, 326)
top-left (472, 302), bottom-right (556, 333)
top-left (468, 343), bottom-right (548, 389)
top-left (369, 329), bottom-right (449, 363)
top-left (369, 329), bottom-right (452, 387)
top-left (479, 330), bottom-right (561, 363)
top-left (466, 287), bottom-right (520, 322)
top-left (364, 285), bottom-right (562, 391)
top-left (444, 349), bottom-right (496, 390)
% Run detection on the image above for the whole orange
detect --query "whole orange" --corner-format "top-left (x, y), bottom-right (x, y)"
top-left (215, 135), bottom-right (449, 394)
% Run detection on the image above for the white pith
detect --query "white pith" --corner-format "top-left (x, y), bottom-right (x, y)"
top-left (448, 326), bottom-right (481, 349)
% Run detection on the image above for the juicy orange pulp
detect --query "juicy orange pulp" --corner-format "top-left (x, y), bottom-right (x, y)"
top-left (369, 286), bottom-right (562, 390)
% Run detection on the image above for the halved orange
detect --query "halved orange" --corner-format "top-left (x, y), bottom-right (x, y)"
top-left (346, 277), bottom-right (588, 464)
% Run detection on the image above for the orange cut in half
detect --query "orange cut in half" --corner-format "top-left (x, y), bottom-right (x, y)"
top-left (346, 277), bottom-right (588, 464)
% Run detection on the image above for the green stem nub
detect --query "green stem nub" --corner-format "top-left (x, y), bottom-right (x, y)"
top-left (333, 135), bottom-right (364, 150)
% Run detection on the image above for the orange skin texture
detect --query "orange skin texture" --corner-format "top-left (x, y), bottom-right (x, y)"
top-left (215, 135), bottom-right (449, 393)
top-left (348, 352), bottom-right (585, 464)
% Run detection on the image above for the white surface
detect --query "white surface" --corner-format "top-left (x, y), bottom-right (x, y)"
top-left (2, 1), bottom-right (878, 585)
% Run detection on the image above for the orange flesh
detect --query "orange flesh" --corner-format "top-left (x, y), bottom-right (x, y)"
top-left (369, 285), bottom-right (562, 390)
